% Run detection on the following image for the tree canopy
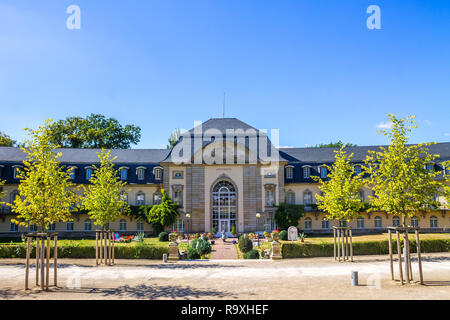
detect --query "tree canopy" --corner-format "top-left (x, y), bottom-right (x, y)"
top-left (0, 131), bottom-right (15, 147)
top-left (313, 147), bottom-right (365, 221)
top-left (274, 203), bottom-right (305, 230)
top-left (364, 114), bottom-right (444, 226)
top-left (81, 149), bottom-right (129, 228)
top-left (167, 128), bottom-right (181, 149)
top-left (10, 119), bottom-right (79, 231)
top-left (146, 189), bottom-right (179, 230)
top-left (48, 114), bottom-right (141, 149)
top-left (309, 141), bottom-right (357, 148)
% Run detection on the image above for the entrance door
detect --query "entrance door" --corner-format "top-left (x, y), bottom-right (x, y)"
top-left (219, 220), bottom-right (230, 235)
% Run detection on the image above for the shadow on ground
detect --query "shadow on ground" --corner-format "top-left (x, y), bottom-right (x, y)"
top-left (0, 284), bottom-right (241, 300)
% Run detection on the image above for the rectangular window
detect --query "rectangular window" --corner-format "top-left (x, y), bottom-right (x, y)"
top-left (9, 222), bottom-right (18, 232)
top-left (303, 167), bottom-right (310, 179)
top-left (173, 190), bottom-right (183, 207)
top-left (120, 169), bottom-right (128, 180)
top-left (137, 168), bottom-right (145, 180)
top-left (13, 167), bottom-right (21, 179)
top-left (67, 222), bottom-right (74, 231)
top-left (86, 168), bottom-right (93, 180)
top-left (320, 167), bottom-right (327, 178)
top-left (265, 190), bottom-right (275, 207)
top-left (286, 167), bottom-right (293, 179)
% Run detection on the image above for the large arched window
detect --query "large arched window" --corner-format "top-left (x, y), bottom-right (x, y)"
top-left (303, 190), bottom-right (313, 205)
top-left (136, 192), bottom-right (145, 206)
top-left (120, 191), bottom-right (128, 204)
top-left (304, 217), bottom-right (312, 230)
top-left (9, 190), bottom-right (19, 204)
top-left (119, 219), bottom-right (127, 231)
top-left (411, 216), bottom-right (419, 228)
top-left (212, 181), bottom-right (237, 235)
top-left (392, 216), bottom-right (400, 227)
top-left (430, 216), bottom-right (438, 229)
top-left (84, 219), bottom-right (92, 231)
top-left (286, 190), bottom-right (295, 204)
top-left (374, 216), bottom-right (382, 228)
top-left (357, 216), bottom-right (365, 229)
top-left (153, 191), bottom-right (162, 205)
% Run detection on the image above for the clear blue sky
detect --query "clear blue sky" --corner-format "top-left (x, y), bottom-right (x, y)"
top-left (1, 0), bottom-right (449, 149)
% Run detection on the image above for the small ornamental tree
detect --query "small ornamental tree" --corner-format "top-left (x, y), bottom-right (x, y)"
top-left (274, 203), bottom-right (305, 230)
top-left (443, 160), bottom-right (450, 209)
top-left (11, 120), bottom-right (79, 231)
top-left (146, 189), bottom-right (179, 232)
top-left (0, 179), bottom-right (5, 204)
top-left (364, 115), bottom-right (444, 227)
top-left (313, 147), bottom-right (365, 222)
top-left (81, 149), bottom-right (129, 229)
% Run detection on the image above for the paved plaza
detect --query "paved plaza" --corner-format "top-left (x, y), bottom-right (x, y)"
top-left (0, 253), bottom-right (449, 300)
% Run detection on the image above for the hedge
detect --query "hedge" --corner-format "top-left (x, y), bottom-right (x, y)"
top-left (0, 243), bottom-right (169, 259)
top-left (281, 239), bottom-right (450, 259)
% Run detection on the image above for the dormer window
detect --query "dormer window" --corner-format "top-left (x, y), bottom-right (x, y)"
top-left (136, 167), bottom-right (146, 180)
top-left (153, 167), bottom-right (163, 181)
top-left (85, 167), bottom-right (93, 180)
top-left (12, 165), bottom-right (22, 179)
top-left (320, 166), bottom-right (327, 179)
top-left (303, 166), bottom-right (311, 179)
top-left (285, 166), bottom-right (294, 179)
top-left (119, 167), bottom-right (129, 180)
top-left (354, 165), bottom-right (362, 175)
top-left (425, 163), bottom-right (434, 171)
top-left (68, 166), bottom-right (77, 180)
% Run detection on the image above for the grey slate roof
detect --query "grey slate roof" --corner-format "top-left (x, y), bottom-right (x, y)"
top-left (187, 118), bottom-right (260, 135)
top-left (280, 143), bottom-right (450, 164)
top-left (0, 147), bottom-right (169, 164)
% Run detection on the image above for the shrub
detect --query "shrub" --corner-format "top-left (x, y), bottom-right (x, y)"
top-left (238, 234), bottom-right (253, 253)
top-left (281, 239), bottom-right (450, 259)
top-left (158, 232), bottom-right (169, 242)
top-left (280, 230), bottom-right (288, 241)
top-left (191, 238), bottom-right (212, 255)
top-left (186, 247), bottom-right (200, 259)
top-left (0, 243), bottom-right (169, 259)
top-left (244, 249), bottom-right (260, 259)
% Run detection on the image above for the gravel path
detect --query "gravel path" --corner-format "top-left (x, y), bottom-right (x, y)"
top-left (1, 253), bottom-right (449, 300)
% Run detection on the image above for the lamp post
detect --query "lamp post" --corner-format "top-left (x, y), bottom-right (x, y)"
top-left (185, 213), bottom-right (191, 248)
top-left (256, 213), bottom-right (261, 247)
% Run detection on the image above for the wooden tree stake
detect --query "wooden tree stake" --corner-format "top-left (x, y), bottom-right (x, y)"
top-left (333, 228), bottom-right (336, 260)
top-left (40, 236), bottom-right (45, 290)
top-left (96, 231), bottom-right (99, 266)
top-left (415, 230), bottom-right (423, 284)
top-left (25, 236), bottom-right (30, 290)
top-left (36, 237), bottom-right (40, 286)
top-left (396, 231), bottom-right (403, 285)
top-left (388, 229), bottom-right (394, 280)
top-left (54, 235), bottom-right (58, 287)
top-left (46, 236), bottom-right (50, 290)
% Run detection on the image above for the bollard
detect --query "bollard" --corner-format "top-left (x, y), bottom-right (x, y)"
top-left (163, 253), bottom-right (168, 263)
top-left (351, 271), bottom-right (358, 286)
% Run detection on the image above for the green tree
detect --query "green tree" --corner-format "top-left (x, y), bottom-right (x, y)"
top-left (10, 120), bottom-right (79, 231)
top-left (313, 147), bottom-right (365, 221)
top-left (48, 114), bottom-right (141, 149)
top-left (0, 131), bottom-right (15, 147)
top-left (146, 189), bottom-right (179, 231)
top-left (442, 160), bottom-right (450, 208)
top-left (364, 114), bottom-right (444, 226)
top-left (309, 141), bottom-right (357, 148)
top-left (274, 203), bottom-right (305, 230)
top-left (167, 128), bottom-right (181, 149)
top-left (81, 149), bottom-right (129, 229)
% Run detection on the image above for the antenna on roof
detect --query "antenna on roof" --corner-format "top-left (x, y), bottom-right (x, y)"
top-left (222, 92), bottom-right (226, 118)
